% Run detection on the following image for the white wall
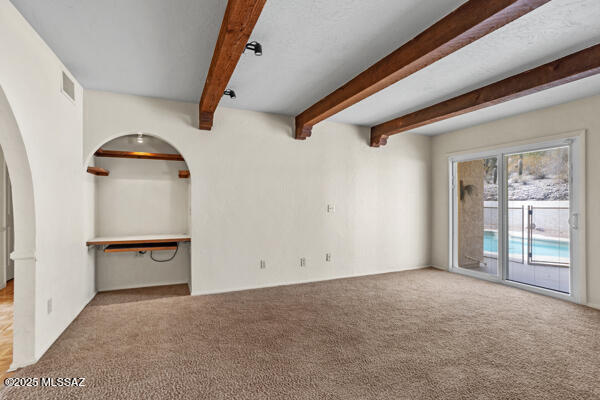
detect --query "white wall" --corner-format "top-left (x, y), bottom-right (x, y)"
top-left (0, 0), bottom-right (94, 366)
top-left (93, 135), bottom-right (189, 236)
top-left (95, 248), bottom-right (190, 291)
top-left (431, 94), bottom-right (600, 308)
top-left (84, 90), bottom-right (432, 295)
top-left (91, 135), bottom-right (190, 290)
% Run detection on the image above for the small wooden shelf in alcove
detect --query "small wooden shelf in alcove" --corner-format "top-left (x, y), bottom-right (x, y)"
top-left (86, 234), bottom-right (191, 246)
top-left (86, 234), bottom-right (190, 253)
top-left (103, 242), bottom-right (178, 253)
top-left (87, 166), bottom-right (109, 176)
top-left (94, 148), bottom-right (184, 161)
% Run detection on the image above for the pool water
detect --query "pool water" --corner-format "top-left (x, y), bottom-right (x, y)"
top-left (483, 230), bottom-right (569, 259)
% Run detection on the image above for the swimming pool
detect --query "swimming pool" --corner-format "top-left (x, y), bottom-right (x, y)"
top-left (483, 230), bottom-right (569, 259)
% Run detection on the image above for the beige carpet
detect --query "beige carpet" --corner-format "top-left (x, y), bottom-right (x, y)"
top-left (88, 283), bottom-right (190, 306)
top-left (2, 268), bottom-right (599, 399)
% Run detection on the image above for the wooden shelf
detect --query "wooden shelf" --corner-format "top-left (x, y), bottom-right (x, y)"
top-left (87, 166), bottom-right (109, 176)
top-left (179, 170), bottom-right (190, 179)
top-left (86, 234), bottom-right (191, 246)
top-left (104, 242), bottom-right (178, 253)
top-left (95, 148), bottom-right (184, 162)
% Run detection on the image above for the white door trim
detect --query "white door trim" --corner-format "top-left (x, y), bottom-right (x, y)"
top-left (447, 130), bottom-right (586, 304)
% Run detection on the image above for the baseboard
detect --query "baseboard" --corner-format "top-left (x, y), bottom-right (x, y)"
top-left (10, 289), bottom-right (97, 371)
top-left (587, 302), bottom-right (600, 310)
top-left (8, 357), bottom-right (38, 371)
top-left (192, 265), bottom-right (431, 296)
top-left (97, 280), bottom-right (189, 292)
top-left (430, 265), bottom-right (449, 271)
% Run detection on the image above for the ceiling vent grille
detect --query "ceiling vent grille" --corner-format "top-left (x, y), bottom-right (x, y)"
top-left (61, 71), bottom-right (75, 102)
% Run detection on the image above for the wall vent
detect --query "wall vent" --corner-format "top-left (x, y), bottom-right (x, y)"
top-left (61, 71), bottom-right (75, 102)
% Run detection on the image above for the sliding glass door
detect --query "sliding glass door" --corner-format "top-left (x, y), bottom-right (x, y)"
top-left (450, 136), bottom-right (582, 299)
top-left (505, 147), bottom-right (570, 293)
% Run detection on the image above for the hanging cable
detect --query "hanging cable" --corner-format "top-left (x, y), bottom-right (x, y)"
top-left (150, 243), bottom-right (179, 262)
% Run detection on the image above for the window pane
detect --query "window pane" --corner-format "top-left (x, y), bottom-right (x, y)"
top-left (456, 157), bottom-right (498, 276)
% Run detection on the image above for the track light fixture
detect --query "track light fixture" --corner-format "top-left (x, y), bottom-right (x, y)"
top-left (223, 89), bottom-right (236, 99)
top-left (244, 41), bottom-right (262, 56)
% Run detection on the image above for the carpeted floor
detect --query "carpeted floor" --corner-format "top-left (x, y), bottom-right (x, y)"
top-left (2, 268), bottom-right (599, 399)
top-left (88, 283), bottom-right (190, 306)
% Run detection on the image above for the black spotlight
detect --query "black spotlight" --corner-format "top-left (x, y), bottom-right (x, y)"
top-left (244, 41), bottom-right (262, 56)
top-left (223, 89), bottom-right (236, 99)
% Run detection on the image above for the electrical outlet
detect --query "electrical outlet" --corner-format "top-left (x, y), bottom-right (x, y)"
top-left (327, 204), bottom-right (335, 213)
top-left (260, 260), bottom-right (266, 269)
top-left (326, 253), bottom-right (332, 262)
top-left (47, 298), bottom-right (53, 315)
top-left (300, 257), bottom-right (306, 267)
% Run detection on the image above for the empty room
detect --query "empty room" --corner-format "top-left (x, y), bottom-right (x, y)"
top-left (0, 0), bottom-right (599, 398)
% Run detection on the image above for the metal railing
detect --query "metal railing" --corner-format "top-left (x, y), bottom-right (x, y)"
top-left (483, 205), bottom-right (570, 267)
top-left (527, 206), bottom-right (570, 267)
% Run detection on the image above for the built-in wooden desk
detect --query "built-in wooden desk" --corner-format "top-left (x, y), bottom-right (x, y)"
top-left (86, 234), bottom-right (191, 253)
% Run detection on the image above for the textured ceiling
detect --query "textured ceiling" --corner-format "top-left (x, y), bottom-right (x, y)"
top-left (9, 0), bottom-right (600, 135)
top-left (9, 0), bottom-right (227, 102)
top-left (407, 73), bottom-right (600, 136)
top-left (331, 0), bottom-right (600, 129)
top-left (223, 0), bottom-right (466, 114)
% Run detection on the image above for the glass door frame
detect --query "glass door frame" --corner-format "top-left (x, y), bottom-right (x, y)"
top-left (449, 152), bottom-right (504, 282)
top-left (448, 131), bottom-right (586, 304)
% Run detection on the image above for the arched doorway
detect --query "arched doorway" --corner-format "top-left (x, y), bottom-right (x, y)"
top-left (0, 87), bottom-right (37, 370)
top-left (85, 133), bottom-right (192, 293)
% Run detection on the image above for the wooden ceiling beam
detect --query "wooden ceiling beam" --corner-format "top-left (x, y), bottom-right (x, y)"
top-left (294, 0), bottom-right (550, 140)
top-left (370, 44), bottom-right (600, 146)
top-left (198, 0), bottom-right (267, 130)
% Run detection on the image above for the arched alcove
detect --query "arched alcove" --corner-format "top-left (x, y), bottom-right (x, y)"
top-left (0, 87), bottom-right (37, 368)
top-left (85, 133), bottom-right (192, 292)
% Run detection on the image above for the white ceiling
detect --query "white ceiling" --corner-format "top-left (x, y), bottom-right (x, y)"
top-left (224, 0), bottom-right (466, 114)
top-left (9, 0), bottom-right (227, 102)
top-left (407, 74), bottom-right (600, 136)
top-left (9, 0), bottom-right (600, 136)
top-left (331, 0), bottom-right (600, 129)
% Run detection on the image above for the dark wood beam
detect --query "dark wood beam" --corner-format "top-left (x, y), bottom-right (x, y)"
top-left (198, 0), bottom-right (267, 130)
top-left (371, 44), bottom-right (600, 146)
top-left (178, 170), bottom-right (190, 179)
top-left (94, 149), bottom-right (184, 161)
top-left (294, 0), bottom-right (550, 140)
